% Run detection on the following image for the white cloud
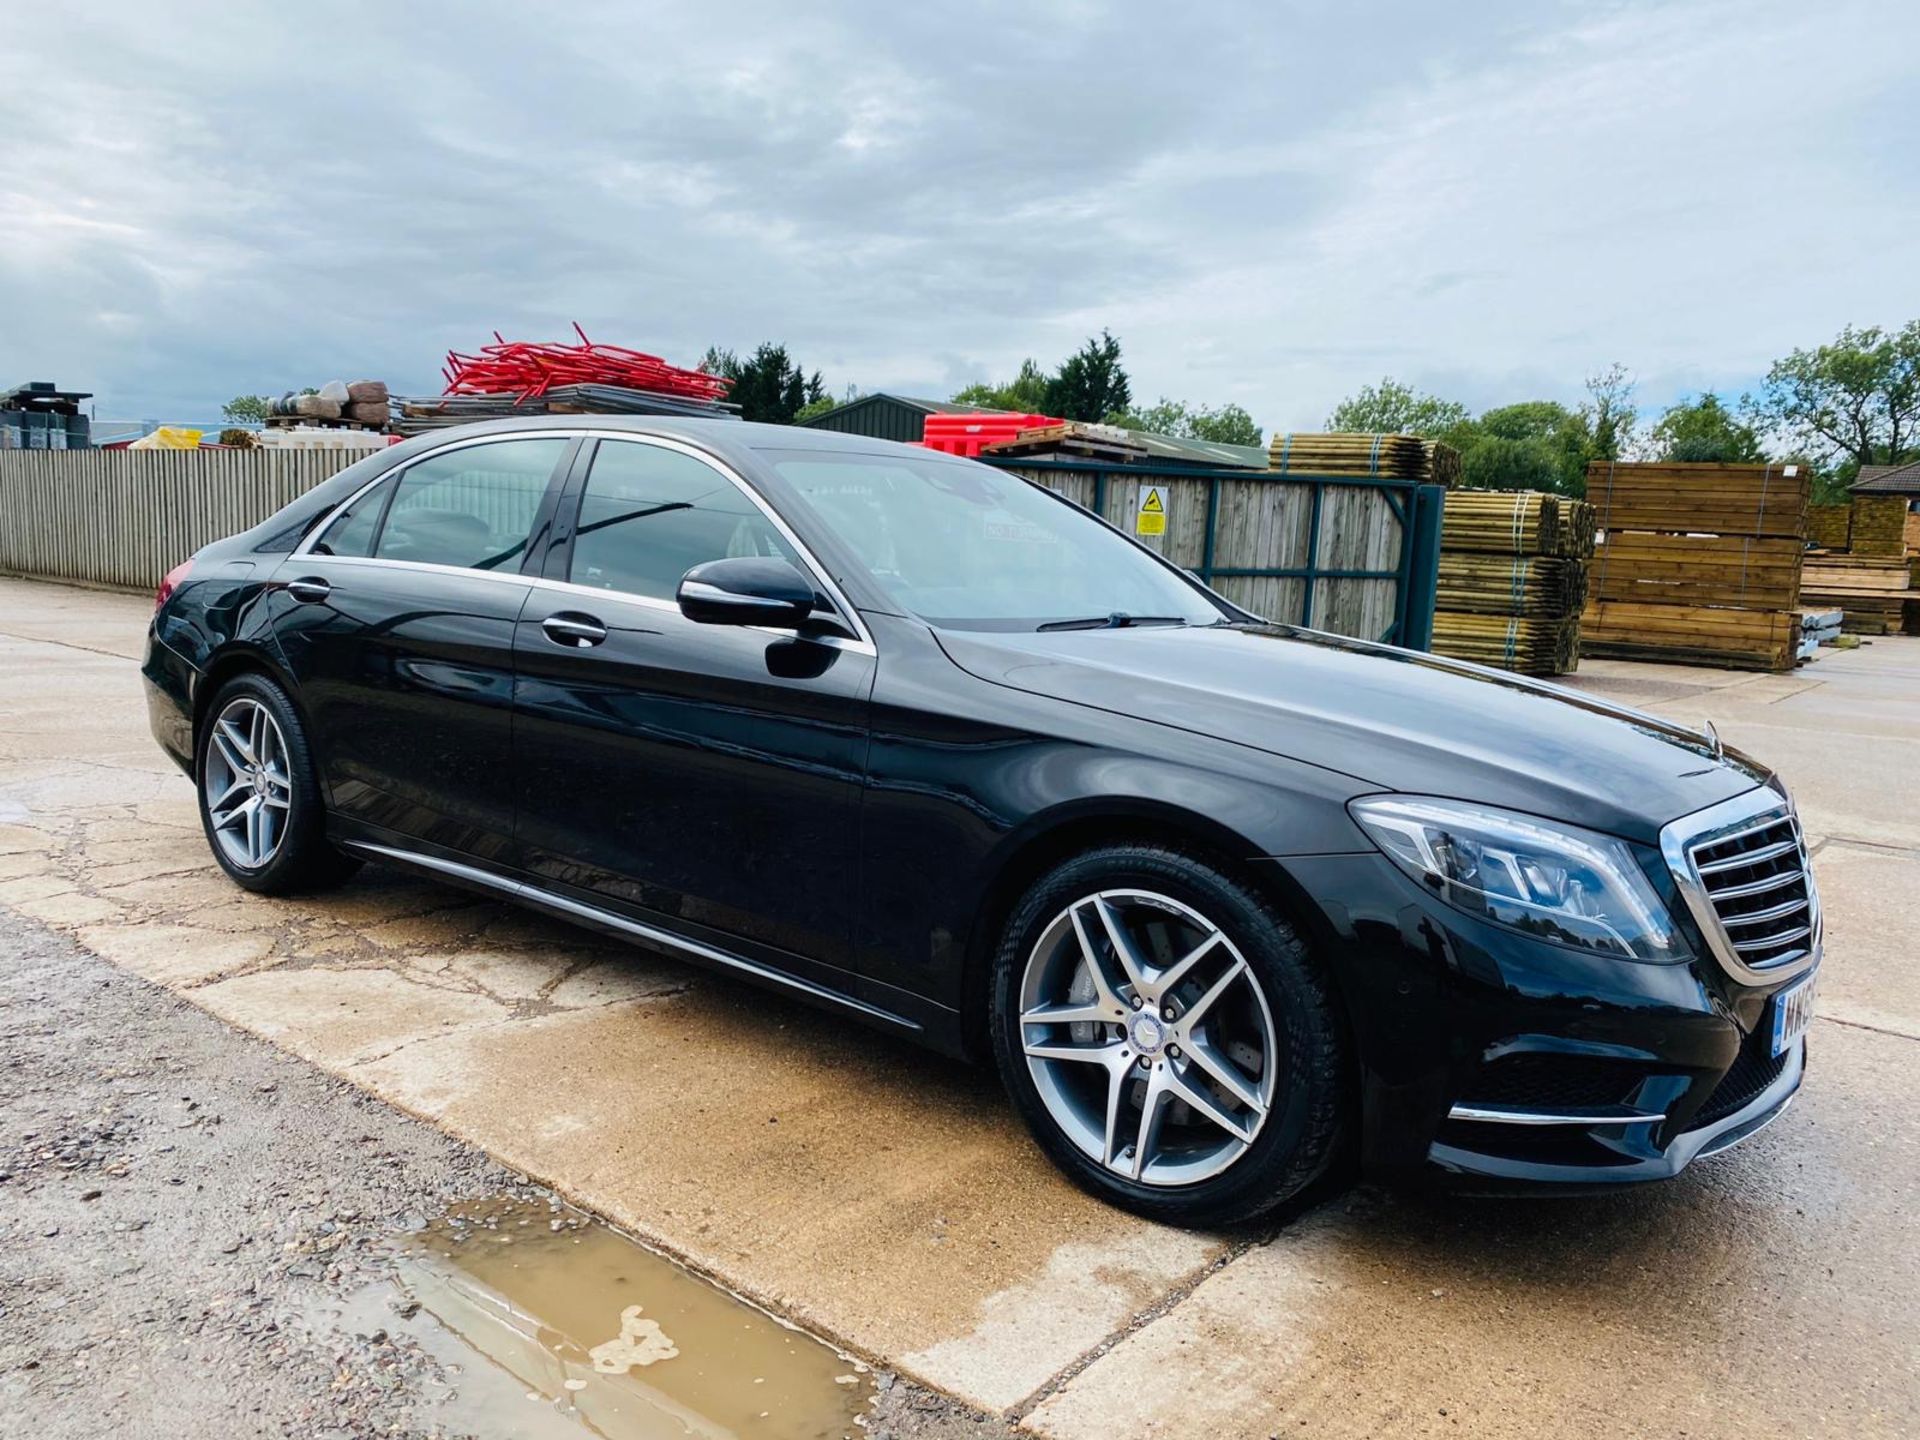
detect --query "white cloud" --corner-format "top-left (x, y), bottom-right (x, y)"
top-left (1, 0), bottom-right (1914, 429)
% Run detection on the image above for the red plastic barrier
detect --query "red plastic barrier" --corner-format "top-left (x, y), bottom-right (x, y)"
top-left (442, 323), bottom-right (730, 405)
top-left (921, 412), bottom-right (1060, 457)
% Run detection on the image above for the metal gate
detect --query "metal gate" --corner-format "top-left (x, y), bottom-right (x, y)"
top-left (983, 458), bottom-right (1444, 650)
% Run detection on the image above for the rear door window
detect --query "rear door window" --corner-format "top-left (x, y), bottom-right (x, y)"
top-left (569, 440), bottom-right (797, 601)
top-left (373, 438), bottom-right (569, 572)
top-left (312, 475), bottom-right (395, 557)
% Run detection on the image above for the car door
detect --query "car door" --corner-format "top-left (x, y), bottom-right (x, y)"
top-left (268, 433), bottom-right (575, 864)
top-left (512, 435), bottom-right (874, 975)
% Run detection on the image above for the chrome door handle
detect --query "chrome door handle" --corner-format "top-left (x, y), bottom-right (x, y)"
top-left (541, 612), bottom-right (608, 648)
top-left (286, 576), bottom-right (332, 603)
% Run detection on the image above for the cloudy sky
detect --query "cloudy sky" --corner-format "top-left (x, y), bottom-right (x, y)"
top-left (3, 0), bottom-right (1917, 431)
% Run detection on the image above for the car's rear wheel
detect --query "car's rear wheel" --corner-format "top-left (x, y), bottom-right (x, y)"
top-left (196, 673), bottom-right (359, 895)
top-left (990, 844), bottom-right (1346, 1226)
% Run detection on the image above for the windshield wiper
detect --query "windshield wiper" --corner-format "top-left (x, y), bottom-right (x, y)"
top-left (1036, 612), bottom-right (1190, 632)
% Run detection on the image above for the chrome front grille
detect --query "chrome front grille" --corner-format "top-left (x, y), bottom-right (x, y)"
top-left (1663, 791), bottom-right (1820, 981)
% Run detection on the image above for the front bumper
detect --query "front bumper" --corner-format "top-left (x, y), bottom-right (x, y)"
top-left (1261, 846), bottom-right (1816, 1188)
top-left (1429, 1033), bottom-right (1804, 1185)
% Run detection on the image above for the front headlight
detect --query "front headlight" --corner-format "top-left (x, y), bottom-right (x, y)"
top-left (1349, 796), bottom-right (1685, 963)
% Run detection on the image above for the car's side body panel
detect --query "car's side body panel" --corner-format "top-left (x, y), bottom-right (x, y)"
top-left (513, 583), bottom-right (876, 969)
top-left (264, 557), bottom-right (531, 864)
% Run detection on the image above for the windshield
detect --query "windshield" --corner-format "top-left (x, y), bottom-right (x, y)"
top-left (764, 450), bottom-right (1228, 631)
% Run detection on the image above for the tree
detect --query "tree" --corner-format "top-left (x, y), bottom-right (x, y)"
top-left (1582, 363), bottom-right (1637, 462)
top-left (1749, 321), bottom-right (1920, 475)
top-left (1650, 393), bottom-right (1764, 463)
top-left (1460, 436), bottom-right (1566, 492)
top-left (953, 358), bottom-right (1050, 413)
top-left (222, 395), bottom-right (271, 424)
top-left (793, 394), bottom-right (839, 424)
top-left (702, 342), bottom-right (824, 424)
top-left (1326, 378), bottom-right (1471, 439)
top-left (1107, 397), bottom-right (1263, 446)
top-left (1044, 331), bottom-right (1131, 422)
top-left (1472, 401), bottom-right (1593, 494)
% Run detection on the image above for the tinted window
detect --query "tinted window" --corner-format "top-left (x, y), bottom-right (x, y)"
top-left (767, 450), bottom-right (1224, 630)
top-left (570, 441), bottom-right (796, 600)
top-left (374, 438), bottom-right (568, 571)
top-left (312, 475), bottom-right (395, 557)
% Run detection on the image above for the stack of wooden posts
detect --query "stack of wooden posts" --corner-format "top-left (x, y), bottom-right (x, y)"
top-left (1429, 491), bottom-right (1594, 674)
top-left (1582, 461), bottom-right (1808, 671)
top-left (1268, 432), bottom-right (1460, 486)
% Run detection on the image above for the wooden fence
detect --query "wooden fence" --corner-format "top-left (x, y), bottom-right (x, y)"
top-left (0, 449), bottom-right (365, 590)
top-left (1, 448), bottom-right (1443, 648)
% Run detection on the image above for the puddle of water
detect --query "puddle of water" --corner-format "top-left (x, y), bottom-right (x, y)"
top-left (319, 1196), bottom-right (875, 1440)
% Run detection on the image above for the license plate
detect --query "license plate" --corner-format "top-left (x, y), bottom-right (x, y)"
top-left (1771, 972), bottom-right (1817, 1057)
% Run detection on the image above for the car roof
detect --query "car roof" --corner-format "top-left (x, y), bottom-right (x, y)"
top-left (388, 415), bottom-right (942, 471)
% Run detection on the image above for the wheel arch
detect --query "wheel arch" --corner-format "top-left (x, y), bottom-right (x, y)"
top-left (956, 798), bottom-right (1338, 1062)
top-left (191, 643), bottom-right (309, 766)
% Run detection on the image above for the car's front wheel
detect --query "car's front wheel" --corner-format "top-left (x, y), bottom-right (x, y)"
top-left (989, 844), bottom-right (1346, 1226)
top-left (196, 672), bottom-right (360, 895)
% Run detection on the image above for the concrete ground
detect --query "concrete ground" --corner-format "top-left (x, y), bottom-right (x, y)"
top-left (1, 574), bottom-right (1916, 1437)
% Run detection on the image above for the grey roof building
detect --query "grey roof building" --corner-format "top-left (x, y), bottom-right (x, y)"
top-left (1850, 460), bottom-right (1920, 498)
top-left (797, 393), bottom-right (1003, 444)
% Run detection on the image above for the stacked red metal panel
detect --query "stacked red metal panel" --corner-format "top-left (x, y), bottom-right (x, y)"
top-left (920, 412), bottom-right (1059, 457)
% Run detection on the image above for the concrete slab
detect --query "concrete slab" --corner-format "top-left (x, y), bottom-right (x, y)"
top-left (1027, 1017), bottom-right (1920, 1440)
top-left (1800, 841), bottom-right (1920, 1040)
top-left (346, 976), bottom-right (1224, 1411)
top-left (3, 577), bottom-right (1918, 1430)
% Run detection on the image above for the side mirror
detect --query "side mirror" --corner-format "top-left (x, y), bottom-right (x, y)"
top-left (677, 556), bottom-right (817, 628)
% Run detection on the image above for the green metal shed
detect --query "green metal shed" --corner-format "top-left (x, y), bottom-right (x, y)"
top-left (797, 393), bottom-right (1003, 444)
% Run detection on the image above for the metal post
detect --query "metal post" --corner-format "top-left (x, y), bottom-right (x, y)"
top-left (1300, 482), bottom-right (1324, 627)
top-left (1400, 483), bottom-right (1445, 652)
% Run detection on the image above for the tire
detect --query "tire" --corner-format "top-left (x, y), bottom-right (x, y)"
top-left (989, 844), bottom-right (1346, 1227)
top-left (195, 672), bottom-right (360, 895)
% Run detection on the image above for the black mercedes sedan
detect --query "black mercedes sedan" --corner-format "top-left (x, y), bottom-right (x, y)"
top-left (144, 418), bottom-right (1819, 1225)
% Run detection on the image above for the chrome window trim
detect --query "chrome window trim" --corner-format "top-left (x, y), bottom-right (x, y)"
top-left (293, 427), bottom-right (877, 656)
top-left (285, 552), bottom-right (533, 589)
top-left (1659, 786), bottom-right (1821, 986)
top-left (342, 839), bottom-right (918, 1032)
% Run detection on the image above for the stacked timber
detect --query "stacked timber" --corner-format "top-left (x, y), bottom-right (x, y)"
top-left (1849, 495), bottom-right (1908, 557)
top-left (1800, 554), bottom-right (1910, 635)
top-left (1429, 490), bottom-right (1595, 675)
top-left (1435, 490), bottom-right (1593, 558)
top-left (1582, 461), bottom-right (1809, 671)
top-left (1269, 432), bottom-right (1461, 486)
top-left (1806, 504), bottom-right (1852, 549)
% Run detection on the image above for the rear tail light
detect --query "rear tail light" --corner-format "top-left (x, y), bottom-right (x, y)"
top-left (155, 558), bottom-right (195, 613)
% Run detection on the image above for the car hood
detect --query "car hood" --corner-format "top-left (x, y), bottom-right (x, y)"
top-left (934, 623), bottom-right (1769, 844)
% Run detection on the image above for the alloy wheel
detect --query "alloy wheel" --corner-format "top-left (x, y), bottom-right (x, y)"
top-left (202, 696), bottom-right (292, 871)
top-left (1018, 888), bottom-right (1279, 1187)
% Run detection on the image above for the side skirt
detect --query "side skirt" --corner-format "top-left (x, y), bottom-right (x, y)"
top-left (338, 838), bottom-right (926, 1038)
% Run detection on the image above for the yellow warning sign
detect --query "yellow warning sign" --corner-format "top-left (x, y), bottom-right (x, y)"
top-left (1135, 485), bottom-right (1167, 537)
